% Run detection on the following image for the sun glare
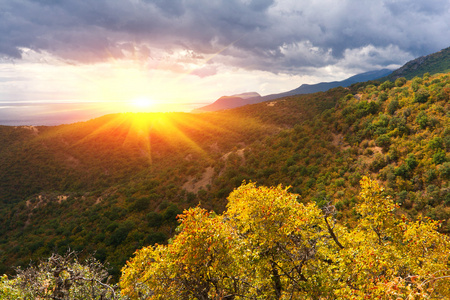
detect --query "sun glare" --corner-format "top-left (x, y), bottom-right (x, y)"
top-left (131, 97), bottom-right (155, 109)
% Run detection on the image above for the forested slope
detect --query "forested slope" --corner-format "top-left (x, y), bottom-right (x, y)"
top-left (0, 72), bottom-right (449, 284)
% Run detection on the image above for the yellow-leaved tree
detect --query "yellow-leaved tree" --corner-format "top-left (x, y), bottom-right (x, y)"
top-left (120, 177), bottom-right (450, 299)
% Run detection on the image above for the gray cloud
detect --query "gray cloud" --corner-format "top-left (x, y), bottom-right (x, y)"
top-left (1, 0), bottom-right (449, 74)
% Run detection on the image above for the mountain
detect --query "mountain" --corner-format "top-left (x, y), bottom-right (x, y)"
top-left (196, 46), bottom-right (450, 113)
top-left (386, 46), bottom-right (450, 80)
top-left (260, 68), bottom-right (393, 101)
top-left (195, 92), bottom-right (262, 111)
top-left (195, 69), bottom-right (392, 112)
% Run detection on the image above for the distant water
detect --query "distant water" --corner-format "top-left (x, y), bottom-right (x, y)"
top-left (0, 101), bottom-right (210, 126)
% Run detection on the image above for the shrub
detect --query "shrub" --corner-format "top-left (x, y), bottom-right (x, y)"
top-left (379, 80), bottom-right (394, 91)
top-left (429, 137), bottom-right (444, 150)
top-left (416, 111), bottom-right (430, 129)
top-left (438, 162), bottom-right (450, 179)
top-left (405, 154), bottom-right (418, 170)
top-left (145, 232), bottom-right (167, 245)
top-left (411, 77), bottom-right (423, 92)
top-left (163, 203), bottom-right (182, 223)
top-left (433, 150), bottom-right (447, 165)
top-left (414, 88), bottom-right (430, 103)
top-left (395, 77), bottom-right (407, 87)
top-left (146, 211), bottom-right (163, 227)
top-left (378, 92), bottom-right (388, 102)
top-left (7, 251), bottom-right (120, 299)
top-left (375, 134), bottom-right (391, 151)
top-left (387, 99), bottom-right (399, 115)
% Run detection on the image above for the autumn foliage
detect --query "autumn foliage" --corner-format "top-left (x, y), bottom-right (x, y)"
top-left (120, 177), bottom-right (450, 299)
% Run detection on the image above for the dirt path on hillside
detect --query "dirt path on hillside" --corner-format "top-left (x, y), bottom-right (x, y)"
top-left (182, 166), bottom-right (215, 193)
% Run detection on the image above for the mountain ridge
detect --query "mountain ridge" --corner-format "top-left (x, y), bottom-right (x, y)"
top-left (386, 46), bottom-right (450, 80)
top-left (195, 69), bottom-right (392, 111)
top-left (197, 46), bottom-right (450, 112)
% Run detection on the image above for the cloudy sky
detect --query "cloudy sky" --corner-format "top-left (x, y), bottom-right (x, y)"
top-left (1, 0), bottom-right (450, 123)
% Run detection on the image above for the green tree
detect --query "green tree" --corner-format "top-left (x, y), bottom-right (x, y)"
top-left (406, 153), bottom-right (418, 170)
top-left (416, 111), bottom-right (430, 129)
top-left (433, 149), bottom-right (447, 165)
top-left (387, 99), bottom-right (399, 115)
top-left (395, 77), bottom-right (407, 87)
top-left (411, 77), bottom-right (423, 92)
top-left (375, 134), bottom-right (391, 151)
top-left (414, 88), bottom-right (430, 103)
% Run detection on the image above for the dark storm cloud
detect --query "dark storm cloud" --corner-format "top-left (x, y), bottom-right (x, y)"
top-left (1, 0), bottom-right (449, 73)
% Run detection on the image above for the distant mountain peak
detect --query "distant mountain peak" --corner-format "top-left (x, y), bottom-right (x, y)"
top-left (230, 92), bottom-right (261, 99)
top-left (194, 92), bottom-right (262, 112)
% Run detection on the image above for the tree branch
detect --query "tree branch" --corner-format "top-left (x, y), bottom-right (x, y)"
top-left (324, 215), bottom-right (344, 249)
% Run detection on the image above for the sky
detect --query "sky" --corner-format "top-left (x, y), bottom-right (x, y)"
top-left (1, 0), bottom-right (450, 124)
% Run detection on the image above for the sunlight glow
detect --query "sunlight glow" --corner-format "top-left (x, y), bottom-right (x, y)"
top-left (131, 97), bottom-right (155, 109)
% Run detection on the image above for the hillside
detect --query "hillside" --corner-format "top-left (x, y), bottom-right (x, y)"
top-left (0, 89), bottom-right (346, 277)
top-left (0, 72), bottom-right (449, 282)
top-left (387, 46), bottom-right (450, 80)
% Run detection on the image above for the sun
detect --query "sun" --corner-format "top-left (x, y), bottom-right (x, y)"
top-left (131, 97), bottom-right (155, 109)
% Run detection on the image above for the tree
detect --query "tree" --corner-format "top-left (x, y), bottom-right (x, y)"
top-left (414, 88), bottom-right (430, 103)
top-left (121, 183), bottom-right (342, 299)
top-left (395, 77), bottom-right (407, 87)
top-left (333, 178), bottom-right (450, 298)
top-left (224, 183), bottom-right (342, 299)
top-left (121, 179), bottom-right (450, 299)
top-left (416, 111), bottom-right (430, 129)
top-left (120, 207), bottom-right (242, 299)
top-left (375, 134), bottom-right (391, 152)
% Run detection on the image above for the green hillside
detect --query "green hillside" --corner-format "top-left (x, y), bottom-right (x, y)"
top-left (0, 72), bottom-right (449, 285)
top-left (387, 46), bottom-right (450, 80)
top-left (0, 89), bottom-right (345, 277)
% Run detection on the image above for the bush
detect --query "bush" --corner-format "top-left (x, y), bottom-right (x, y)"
top-left (163, 203), bottom-right (182, 223)
top-left (370, 154), bottom-right (387, 172)
top-left (414, 88), bottom-right (430, 103)
top-left (438, 162), bottom-right (450, 179)
top-left (379, 80), bottom-right (394, 91)
top-left (395, 164), bottom-right (410, 178)
top-left (425, 169), bottom-right (437, 183)
top-left (375, 134), bottom-right (391, 151)
top-left (395, 77), bottom-right (407, 87)
top-left (129, 197), bottom-right (150, 212)
top-left (378, 92), bottom-right (388, 102)
top-left (429, 137), bottom-right (444, 150)
top-left (405, 154), bottom-right (418, 170)
top-left (433, 150), bottom-right (447, 165)
top-left (416, 111), bottom-right (430, 129)
top-left (146, 211), bottom-right (163, 227)
top-left (7, 251), bottom-right (120, 299)
top-left (145, 232), bottom-right (168, 245)
top-left (108, 221), bottom-right (134, 246)
top-left (411, 77), bottom-right (423, 92)
top-left (387, 99), bottom-right (399, 115)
